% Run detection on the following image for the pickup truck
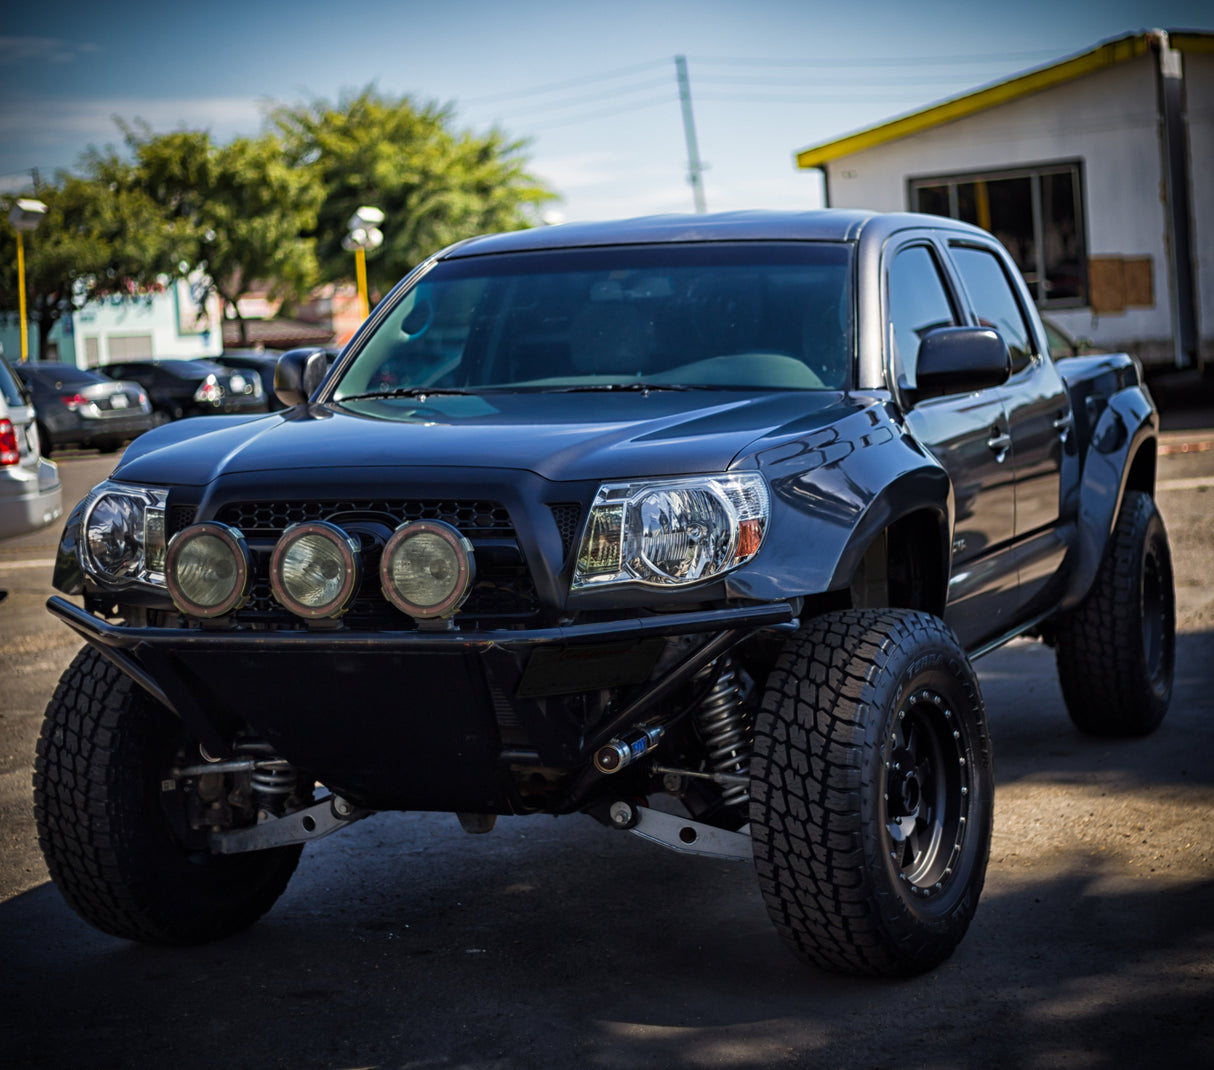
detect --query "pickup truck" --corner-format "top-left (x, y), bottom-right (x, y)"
top-left (35, 210), bottom-right (1174, 977)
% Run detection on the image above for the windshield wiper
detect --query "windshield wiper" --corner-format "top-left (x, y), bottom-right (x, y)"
top-left (337, 386), bottom-right (475, 402)
top-left (546, 382), bottom-right (692, 394)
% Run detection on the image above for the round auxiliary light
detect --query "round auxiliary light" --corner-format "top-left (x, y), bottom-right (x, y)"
top-left (380, 520), bottom-right (476, 620)
top-left (270, 521), bottom-right (362, 619)
top-left (165, 522), bottom-right (252, 618)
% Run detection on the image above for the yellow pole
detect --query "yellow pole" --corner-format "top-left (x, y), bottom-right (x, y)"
top-left (355, 246), bottom-right (369, 320)
top-left (16, 230), bottom-right (29, 361)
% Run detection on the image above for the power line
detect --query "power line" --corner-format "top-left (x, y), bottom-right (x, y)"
top-left (687, 49), bottom-right (1063, 68)
top-left (478, 77), bottom-right (674, 121)
top-left (461, 59), bottom-right (669, 105)
top-left (694, 71), bottom-right (1012, 88)
top-left (517, 96), bottom-right (675, 133)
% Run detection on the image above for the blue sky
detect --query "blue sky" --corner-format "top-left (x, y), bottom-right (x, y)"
top-left (1, 0), bottom-right (1210, 220)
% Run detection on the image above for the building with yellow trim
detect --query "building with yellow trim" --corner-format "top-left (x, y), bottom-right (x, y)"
top-left (796, 30), bottom-right (1213, 369)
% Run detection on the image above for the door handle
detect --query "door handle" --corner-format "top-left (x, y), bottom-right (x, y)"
top-left (1053, 412), bottom-right (1073, 434)
top-left (987, 428), bottom-right (1012, 461)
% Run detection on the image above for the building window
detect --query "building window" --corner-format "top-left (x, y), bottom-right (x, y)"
top-left (909, 162), bottom-right (1087, 308)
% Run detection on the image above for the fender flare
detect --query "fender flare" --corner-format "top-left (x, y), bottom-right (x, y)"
top-left (1061, 385), bottom-right (1158, 609)
top-left (825, 465), bottom-right (953, 612)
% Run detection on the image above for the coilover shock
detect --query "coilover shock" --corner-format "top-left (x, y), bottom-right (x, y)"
top-left (693, 656), bottom-right (753, 809)
top-left (233, 738), bottom-right (299, 811)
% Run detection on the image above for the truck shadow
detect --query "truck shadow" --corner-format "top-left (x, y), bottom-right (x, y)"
top-left (3, 793), bottom-right (1212, 1069)
top-left (976, 630), bottom-right (1214, 788)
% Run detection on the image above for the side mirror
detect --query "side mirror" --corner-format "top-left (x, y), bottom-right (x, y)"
top-left (911, 327), bottom-right (1010, 402)
top-left (274, 348), bottom-right (333, 407)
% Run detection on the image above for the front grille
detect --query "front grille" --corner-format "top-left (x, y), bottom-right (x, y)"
top-left (550, 503), bottom-right (582, 562)
top-left (220, 498), bottom-right (513, 536)
top-left (209, 498), bottom-right (537, 627)
top-left (168, 505), bottom-right (198, 538)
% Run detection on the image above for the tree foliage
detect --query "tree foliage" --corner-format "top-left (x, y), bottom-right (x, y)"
top-left (1, 85), bottom-right (555, 352)
top-left (0, 174), bottom-right (183, 357)
top-left (116, 123), bottom-right (323, 345)
top-left (273, 87), bottom-right (556, 296)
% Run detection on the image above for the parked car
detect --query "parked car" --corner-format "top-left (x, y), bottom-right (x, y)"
top-left (215, 349), bottom-right (341, 410)
top-left (37, 211), bottom-right (1173, 979)
top-left (0, 351), bottom-right (62, 540)
top-left (12, 361), bottom-right (155, 454)
top-left (214, 349), bottom-right (339, 411)
top-left (212, 349), bottom-right (282, 406)
top-left (103, 358), bottom-right (266, 423)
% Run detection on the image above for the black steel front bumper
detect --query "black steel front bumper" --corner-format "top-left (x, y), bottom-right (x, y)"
top-left (48, 596), bottom-right (796, 813)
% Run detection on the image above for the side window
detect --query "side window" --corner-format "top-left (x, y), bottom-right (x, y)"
top-left (950, 245), bottom-right (1036, 373)
top-left (887, 245), bottom-right (959, 389)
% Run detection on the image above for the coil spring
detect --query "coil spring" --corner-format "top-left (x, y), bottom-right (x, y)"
top-left (694, 657), bottom-right (752, 809)
top-left (234, 739), bottom-right (298, 799)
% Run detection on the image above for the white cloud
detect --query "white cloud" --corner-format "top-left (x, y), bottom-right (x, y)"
top-left (0, 96), bottom-right (269, 173)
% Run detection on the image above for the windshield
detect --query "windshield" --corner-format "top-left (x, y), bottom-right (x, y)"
top-left (333, 242), bottom-right (853, 401)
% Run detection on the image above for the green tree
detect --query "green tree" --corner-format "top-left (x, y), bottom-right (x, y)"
top-left (118, 124), bottom-right (324, 345)
top-left (272, 87), bottom-right (556, 297)
top-left (0, 172), bottom-right (183, 359)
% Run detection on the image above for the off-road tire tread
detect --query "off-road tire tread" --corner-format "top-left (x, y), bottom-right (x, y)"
top-left (33, 646), bottom-right (302, 944)
top-left (750, 609), bottom-right (990, 977)
top-left (1054, 490), bottom-right (1174, 736)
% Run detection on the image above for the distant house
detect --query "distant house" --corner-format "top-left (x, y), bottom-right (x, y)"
top-left (795, 29), bottom-right (1213, 369)
top-left (63, 276), bottom-right (223, 367)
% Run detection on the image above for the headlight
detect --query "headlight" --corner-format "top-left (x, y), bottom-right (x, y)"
top-left (81, 481), bottom-right (168, 587)
top-left (165, 523), bottom-right (251, 618)
top-left (573, 473), bottom-right (768, 589)
top-left (380, 520), bottom-right (476, 620)
top-left (270, 520), bottom-right (362, 619)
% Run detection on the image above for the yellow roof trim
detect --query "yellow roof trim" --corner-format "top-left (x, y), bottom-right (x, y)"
top-left (796, 33), bottom-right (1155, 169)
top-left (1171, 32), bottom-right (1214, 55)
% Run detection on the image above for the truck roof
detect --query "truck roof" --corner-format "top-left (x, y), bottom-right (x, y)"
top-left (442, 209), bottom-right (992, 258)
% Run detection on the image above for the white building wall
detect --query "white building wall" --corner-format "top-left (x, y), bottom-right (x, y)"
top-left (72, 278), bottom-right (222, 368)
top-left (1184, 51), bottom-right (1214, 357)
top-left (820, 55), bottom-right (1174, 353)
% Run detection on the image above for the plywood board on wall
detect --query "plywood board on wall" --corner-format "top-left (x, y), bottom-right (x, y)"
top-left (1088, 256), bottom-right (1154, 313)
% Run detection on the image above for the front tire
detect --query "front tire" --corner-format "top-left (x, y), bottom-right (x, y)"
top-left (750, 610), bottom-right (993, 977)
top-left (1054, 490), bottom-right (1175, 736)
top-left (33, 647), bottom-right (303, 944)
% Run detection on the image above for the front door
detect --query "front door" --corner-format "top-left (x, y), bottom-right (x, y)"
top-left (887, 241), bottom-right (1018, 650)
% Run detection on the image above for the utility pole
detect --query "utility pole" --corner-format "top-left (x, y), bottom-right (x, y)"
top-left (675, 55), bottom-right (706, 214)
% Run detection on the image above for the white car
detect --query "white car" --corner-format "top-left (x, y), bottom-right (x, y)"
top-left (0, 350), bottom-right (62, 540)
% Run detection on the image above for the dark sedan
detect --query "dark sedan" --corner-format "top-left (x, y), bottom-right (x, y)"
top-left (216, 349), bottom-right (339, 410)
top-left (13, 361), bottom-right (156, 454)
top-left (104, 358), bottom-right (267, 423)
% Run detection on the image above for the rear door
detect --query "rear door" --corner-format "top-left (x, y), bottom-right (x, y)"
top-left (944, 240), bottom-right (1072, 618)
top-left (885, 238), bottom-right (1018, 650)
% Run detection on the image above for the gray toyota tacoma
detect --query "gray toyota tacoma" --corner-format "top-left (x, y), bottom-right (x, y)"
top-left (36, 211), bottom-right (1173, 976)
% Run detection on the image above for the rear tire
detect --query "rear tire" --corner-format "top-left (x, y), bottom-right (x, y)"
top-left (1054, 490), bottom-right (1175, 736)
top-left (750, 609), bottom-right (993, 977)
top-left (34, 647), bottom-right (303, 944)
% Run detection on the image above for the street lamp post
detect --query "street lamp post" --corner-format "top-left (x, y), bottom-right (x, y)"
top-left (8, 198), bottom-right (47, 362)
top-left (342, 206), bottom-right (385, 320)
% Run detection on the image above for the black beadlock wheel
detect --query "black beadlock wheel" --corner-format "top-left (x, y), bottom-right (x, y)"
top-left (750, 609), bottom-right (993, 977)
top-left (33, 646), bottom-right (303, 945)
top-left (1054, 490), bottom-right (1175, 737)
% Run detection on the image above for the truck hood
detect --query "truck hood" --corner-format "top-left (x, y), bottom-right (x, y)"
top-left (112, 390), bottom-right (863, 487)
